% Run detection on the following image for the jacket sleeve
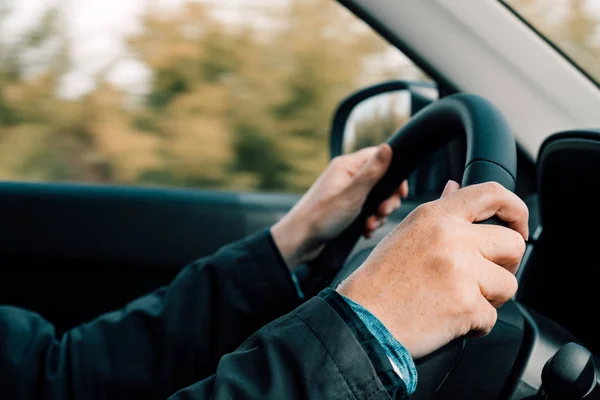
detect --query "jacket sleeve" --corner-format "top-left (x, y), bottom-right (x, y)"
top-left (0, 230), bottom-right (302, 400)
top-left (168, 289), bottom-right (407, 400)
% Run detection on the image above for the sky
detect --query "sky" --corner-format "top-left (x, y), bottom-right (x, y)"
top-left (1, 0), bottom-right (252, 98)
top-left (3, 0), bottom-right (150, 97)
top-left (2, 0), bottom-right (600, 98)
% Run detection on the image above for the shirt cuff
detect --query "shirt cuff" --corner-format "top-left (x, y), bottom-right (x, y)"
top-left (318, 288), bottom-right (407, 398)
top-left (289, 272), bottom-right (306, 300)
top-left (341, 294), bottom-right (418, 394)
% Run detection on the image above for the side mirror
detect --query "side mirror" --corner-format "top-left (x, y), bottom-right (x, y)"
top-left (330, 81), bottom-right (463, 199)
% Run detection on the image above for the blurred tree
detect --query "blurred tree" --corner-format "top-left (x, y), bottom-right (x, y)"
top-left (125, 0), bottom-right (405, 192)
top-left (8, 0), bottom-right (598, 194)
top-left (0, 4), bottom-right (124, 183)
top-left (0, 0), bottom-right (424, 191)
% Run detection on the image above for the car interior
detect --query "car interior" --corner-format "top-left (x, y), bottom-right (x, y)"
top-left (2, 0), bottom-right (600, 399)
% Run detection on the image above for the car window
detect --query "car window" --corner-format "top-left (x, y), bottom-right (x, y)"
top-left (0, 0), bottom-right (426, 194)
top-left (501, 0), bottom-right (600, 85)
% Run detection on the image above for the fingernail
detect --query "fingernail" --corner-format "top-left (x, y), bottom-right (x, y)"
top-left (376, 144), bottom-right (388, 162)
top-left (386, 204), bottom-right (395, 214)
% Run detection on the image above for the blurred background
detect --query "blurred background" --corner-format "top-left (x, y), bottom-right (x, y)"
top-left (0, 0), bottom-right (598, 194)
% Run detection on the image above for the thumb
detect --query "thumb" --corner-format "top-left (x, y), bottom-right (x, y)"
top-left (441, 180), bottom-right (461, 198)
top-left (352, 144), bottom-right (393, 192)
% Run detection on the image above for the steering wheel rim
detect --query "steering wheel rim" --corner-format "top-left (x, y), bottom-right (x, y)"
top-left (302, 93), bottom-right (517, 297)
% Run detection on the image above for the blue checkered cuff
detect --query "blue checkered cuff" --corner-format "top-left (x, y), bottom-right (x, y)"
top-left (290, 272), bottom-right (306, 300)
top-left (341, 295), bottom-right (418, 394)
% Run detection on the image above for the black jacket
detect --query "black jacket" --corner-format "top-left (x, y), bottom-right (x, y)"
top-left (0, 231), bottom-right (406, 399)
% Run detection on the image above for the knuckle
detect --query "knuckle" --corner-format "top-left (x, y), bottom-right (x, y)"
top-left (519, 200), bottom-right (530, 220)
top-left (430, 220), bottom-right (457, 252)
top-left (507, 229), bottom-right (526, 259)
top-left (506, 273), bottom-right (519, 298)
top-left (480, 307), bottom-right (498, 336)
top-left (452, 284), bottom-right (478, 314)
top-left (429, 224), bottom-right (450, 251)
top-left (514, 231), bottom-right (527, 255)
top-left (493, 270), bottom-right (519, 305)
top-left (467, 305), bottom-right (498, 337)
top-left (483, 181), bottom-right (503, 194)
top-left (414, 202), bottom-right (435, 218)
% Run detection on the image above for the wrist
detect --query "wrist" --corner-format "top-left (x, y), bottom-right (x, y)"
top-left (335, 276), bottom-right (428, 359)
top-left (271, 210), bottom-right (317, 271)
top-left (337, 278), bottom-right (413, 355)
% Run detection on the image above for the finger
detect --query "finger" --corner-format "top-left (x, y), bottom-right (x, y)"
top-left (468, 300), bottom-right (498, 338)
top-left (365, 215), bottom-right (388, 235)
top-left (366, 215), bottom-right (381, 231)
top-left (331, 146), bottom-right (379, 174)
top-left (342, 146), bottom-right (379, 170)
top-left (476, 258), bottom-right (519, 308)
top-left (398, 180), bottom-right (409, 199)
top-left (441, 180), bottom-right (461, 198)
top-left (352, 144), bottom-right (393, 191)
top-left (378, 196), bottom-right (401, 216)
top-left (472, 224), bottom-right (526, 274)
top-left (441, 182), bottom-right (529, 241)
top-left (363, 224), bottom-right (374, 239)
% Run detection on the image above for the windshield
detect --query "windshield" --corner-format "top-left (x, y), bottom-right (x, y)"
top-left (501, 0), bottom-right (600, 84)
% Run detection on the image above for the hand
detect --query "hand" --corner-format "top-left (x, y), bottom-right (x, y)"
top-left (271, 144), bottom-right (408, 271)
top-left (337, 181), bottom-right (529, 359)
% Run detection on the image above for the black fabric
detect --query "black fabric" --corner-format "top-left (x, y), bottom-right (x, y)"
top-left (319, 289), bottom-right (406, 398)
top-left (169, 295), bottom-right (405, 399)
top-left (0, 230), bottom-right (300, 399)
top-left (0, 230), bottom-right (406, 399)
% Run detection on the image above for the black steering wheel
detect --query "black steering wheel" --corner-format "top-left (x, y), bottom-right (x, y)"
top-left (301, 93), bottom-right (554, 399)
top-left (302, 94), bottom-right (597, 398)
top-left (304, 93), bottom-right (517, 296)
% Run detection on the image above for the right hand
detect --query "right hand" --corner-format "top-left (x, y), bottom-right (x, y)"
top-left (337, 181), bottom-right (529, 359)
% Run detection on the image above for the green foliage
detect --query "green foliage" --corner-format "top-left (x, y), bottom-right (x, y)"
top-left (1, 0), bottom-right (596, 192)
top-left (0, 97), bottom-right (21, 126)
top-left (149, 69), bottom-right (189, 109)
top-left (232, 123), bottom-right (291, 190)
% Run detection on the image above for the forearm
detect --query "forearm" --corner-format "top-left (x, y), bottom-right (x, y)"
top-left (0, 230), bottom-right (301, 400)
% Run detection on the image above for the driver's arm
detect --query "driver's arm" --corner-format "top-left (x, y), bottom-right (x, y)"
top-left (169, 290), bottom-right (410, 400)
top-left (0, 145), bottom-right (408, 399)
top-left (0, 229), bottom-right (303, 400)
top-left (0, 230), bottom-right (418, 400)
top-left (166, 182), bottom-right (528, 400)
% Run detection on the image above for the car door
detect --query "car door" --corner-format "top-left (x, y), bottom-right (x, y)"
top-left (0, 0), bottom-right (431, 334)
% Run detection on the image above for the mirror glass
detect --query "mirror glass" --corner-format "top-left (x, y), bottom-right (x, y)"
top-left (343, 90), bottom-right (411, 154)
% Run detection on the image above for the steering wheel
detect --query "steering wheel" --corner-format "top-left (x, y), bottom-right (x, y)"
top-left (302, 94), bottom-right (586, 399)
top-left (304, 93), bottom-right (517, 296)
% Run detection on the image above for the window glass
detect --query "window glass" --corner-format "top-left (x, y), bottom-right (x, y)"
top-left (502, 0), bottom-right (600, 84)
top-left (0, 0), bottom-right (426, 193)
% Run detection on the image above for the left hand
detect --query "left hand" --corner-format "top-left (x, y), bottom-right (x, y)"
top-left (271, 144), bottom-right (408, 271)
